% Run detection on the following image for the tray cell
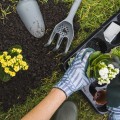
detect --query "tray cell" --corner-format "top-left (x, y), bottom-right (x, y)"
top-left (85, 38), bottom-right (107, 53)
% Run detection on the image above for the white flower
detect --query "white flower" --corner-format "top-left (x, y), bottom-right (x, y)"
top-left (108, 74), bottom-right (113, 78)
top-left (101, 74), bottom-right (108, 79)
top-left (97, 63), bottom-right (119, 85)
top-left (115, 68), bottom-right (119, 74)
top-left (98, 77), bottom-right (102, 81)
top-left (109, 72), bottom-right (116, 78)
top-left (112, 74), bottom-right (116, 78)
top-left (99, 67), bottom-right (109, 76)
top-left (106, 79), bottom-right (110, 84)
top-left (108, 64), bottom-right (114, 69)
top-left (98, 81), bottom-right (103, 85)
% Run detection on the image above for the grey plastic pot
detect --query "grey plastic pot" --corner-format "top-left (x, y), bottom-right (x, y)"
top-left (16, 0), bottom-right (45, 38)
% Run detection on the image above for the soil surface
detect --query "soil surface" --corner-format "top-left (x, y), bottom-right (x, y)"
top-left (0, 0), bottom-right (80, 111)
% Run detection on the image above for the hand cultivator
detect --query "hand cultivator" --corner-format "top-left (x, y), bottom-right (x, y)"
top-left (45, 0), bottom-right (82, 54)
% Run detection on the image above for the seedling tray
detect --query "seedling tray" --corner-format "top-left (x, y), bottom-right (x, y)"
top-left (61, 10), bottom-right (120, 114)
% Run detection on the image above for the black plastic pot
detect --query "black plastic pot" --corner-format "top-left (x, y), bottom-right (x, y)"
top-left (60, 10), bottom-right (120, 114)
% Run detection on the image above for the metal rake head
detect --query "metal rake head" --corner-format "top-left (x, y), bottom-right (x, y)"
top-left (44, 21), bottom-right (74, 54)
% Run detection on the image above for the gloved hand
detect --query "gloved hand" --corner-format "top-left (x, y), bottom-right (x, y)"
top-left (54, 48), bottom-right (95, 97)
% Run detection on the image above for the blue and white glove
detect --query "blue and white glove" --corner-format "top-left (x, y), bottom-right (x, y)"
top-left (54, 48), bottom-right (95, 97)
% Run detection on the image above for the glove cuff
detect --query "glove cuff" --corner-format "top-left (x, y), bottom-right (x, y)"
top-left (54, 81), bottom-right (73, 98)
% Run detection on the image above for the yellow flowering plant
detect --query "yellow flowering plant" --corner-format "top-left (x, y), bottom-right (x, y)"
top-left (0, 45), bottom-right (29, 82)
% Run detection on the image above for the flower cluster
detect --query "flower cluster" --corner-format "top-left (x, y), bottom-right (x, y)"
top-left (98, 62), bottom-right (119, 85)
top-left (0, 46), bottom-right (29, 82)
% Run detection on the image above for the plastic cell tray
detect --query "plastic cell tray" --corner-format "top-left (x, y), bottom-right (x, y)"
top-left (60, 10), bottom-right (120, 114)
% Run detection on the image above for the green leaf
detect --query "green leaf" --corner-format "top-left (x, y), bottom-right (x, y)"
top-left (0, 52), bottom-right (3, 55)
top-left (86, 52), bottom-right (112, 78)
top-left (8, 45), bottom-right (22, 54)
top-left (2, 74), bottom-right (11, 82)
top-left (86, 51), bottom-right (101, 78)
top-left (91, 53), bottom-right (111, 66)
top-left (110, 46), bottom-right (120, 58)
top-left (0, 67), bottom-right (5, 80)
top-left (0, 67), bottom-right (11, 82)
top-left (93, 65), bottom-right (99, 78)
top-left (9, 45), bottom-right (22, 50)
top-left (88, 51), bottom-right (102, 64)
top-left (86, 65), bottom-right (91, 78)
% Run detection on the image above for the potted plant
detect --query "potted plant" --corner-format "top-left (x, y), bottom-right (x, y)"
top-left (68, 46), bottom-right (120, 105)
top-left (0, 45), bottom-right (29, 82)
top-left (86, 46), bottom-right (120, 85)
top-left (86, 46), bottom-right (120, 105)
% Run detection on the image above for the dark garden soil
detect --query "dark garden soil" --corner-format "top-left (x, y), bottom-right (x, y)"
top-left (0, 0), bottom-right (80, 111)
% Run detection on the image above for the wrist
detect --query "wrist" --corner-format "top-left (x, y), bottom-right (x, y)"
top-left (51, 88), bottom-right (67, 100)
top-left (54, 80), bottom-right (74, 97)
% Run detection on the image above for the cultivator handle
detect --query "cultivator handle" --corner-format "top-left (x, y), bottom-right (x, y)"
top-left (65, 0), bottom-right (82, 23)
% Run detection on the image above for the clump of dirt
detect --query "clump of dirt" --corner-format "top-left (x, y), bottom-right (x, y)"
top-left (0, 0), bottom-right (80, 111)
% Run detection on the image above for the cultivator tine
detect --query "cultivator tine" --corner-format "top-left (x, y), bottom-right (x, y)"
top-left (44, 31), bottom-right (56, 47)
top-left (64, 37), bottom-right (73, 54)
top-left (53, 36), bottom-right (63, 51)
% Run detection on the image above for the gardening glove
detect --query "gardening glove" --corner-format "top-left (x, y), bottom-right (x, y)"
top-left (54, 48), bottom-right (95, 97)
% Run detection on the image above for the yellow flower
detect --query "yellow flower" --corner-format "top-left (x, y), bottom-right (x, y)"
top-left (11, 48), bottom-right (15, 52)
top-left (7, 61), bottom-right (12, 66)
top-left (0, 55), bottom-right (3, 59)
top-left (17, 54), bottom-right (23, 59)
top-left (2, 62), bottom-right (7, 68)
top-left (14, 66), bottom-right (20, 72)
top-left (17, 49), bottom-right (22, 54)
top-left (10, 57), bottom-right (17, 64)
top-left (4, 67), bottom-right (10, 74)
top-left (3, 51), bottom-right (8, 56)
top-left (10, 72), bottom-right (16, 77)
top-left (24, 65), bottom-right (29, 70)
top-left (6, 55), bottom-right (11, 60)
top-left (12, 48), bottom-right (22, 54)
top-left (0, 59), bottom-right (5, 64)
top-left (21, 61), bottom-right (27, 66)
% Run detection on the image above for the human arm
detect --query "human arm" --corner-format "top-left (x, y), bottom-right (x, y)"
top-left (21, 48), bottom-right (94, 120)
top-left (21, 88), bottom-right (66, 120)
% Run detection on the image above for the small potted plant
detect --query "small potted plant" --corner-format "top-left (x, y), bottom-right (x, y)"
top-left (0, 45), bottom-right (29, 82)
top-left (68, 46), bottom-right (120, 105)
top-left (86, 46), bottom-right (120, 85)
top-left (68, 47), bottom-right (120, 85)
top-left (86, 46), bottom-right (120, 105)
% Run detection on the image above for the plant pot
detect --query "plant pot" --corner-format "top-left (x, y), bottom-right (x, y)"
top-left (93, 90), bottom-right (107, 106)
